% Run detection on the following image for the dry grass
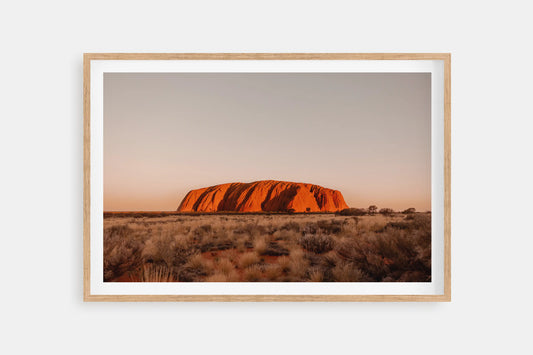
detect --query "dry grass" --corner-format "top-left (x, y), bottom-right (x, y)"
top-left (104, 212), bottom-right (431, 282)
top-left (331, 262), bottom-right (367, 282)
top-left (238, 252), bottom-right (261, 269)
top-left (253, 237), bottom-right (268, 255)
top-left (264, 264), bottom-right (283, 280)
top-left (138, 264), bottom-right (176, 282)
top-left (298, 233), bottom-right (335, 254)
top-left (308, 267), bottom-right (324, 282)
top-left (216, 258), bottom-right (235, 276)
top-left (244, 265), bottom-right (263, 282)
top-left (277, 256), bottom-right (291, 273)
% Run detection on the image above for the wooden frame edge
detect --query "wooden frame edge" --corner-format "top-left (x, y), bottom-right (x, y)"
top-left (83, 53), bottom-right (450, 61)
top-left (83, 53), bottom-right (451, 302)
top-left (444, 54), bottom-right (451, 301)
top-left (84, 294), bottom-right (451, 302)
top-left (83, 54), bottom-right (91, 301)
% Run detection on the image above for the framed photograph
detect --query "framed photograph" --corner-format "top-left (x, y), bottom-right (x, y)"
top-left (84, 53), bottom-right (450, 301)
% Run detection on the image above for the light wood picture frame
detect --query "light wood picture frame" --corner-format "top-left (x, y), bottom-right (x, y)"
top-left (84, 53), bottom-right (451, 302)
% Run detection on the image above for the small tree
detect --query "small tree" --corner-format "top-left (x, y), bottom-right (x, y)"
top-left (402, 207), bottom-right (416, 214)
top-left (368, 205), bottom-right (378, 215)
top-left (379, 208), bottom-right (394, 216)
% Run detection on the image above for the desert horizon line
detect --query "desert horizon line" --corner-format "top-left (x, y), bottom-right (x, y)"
top-left (103, 207), bottom-right (432, 212)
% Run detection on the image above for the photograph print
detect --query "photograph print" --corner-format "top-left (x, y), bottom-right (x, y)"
top-left (102, 70), bottom-right (433, 284)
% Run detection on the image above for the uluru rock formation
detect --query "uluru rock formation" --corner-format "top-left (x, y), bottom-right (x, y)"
top-left (177, 180), bottom-right (349, 213)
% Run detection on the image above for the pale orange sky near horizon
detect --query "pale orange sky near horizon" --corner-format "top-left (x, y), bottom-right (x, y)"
top-left (104, 73), bottom-right (431, 211)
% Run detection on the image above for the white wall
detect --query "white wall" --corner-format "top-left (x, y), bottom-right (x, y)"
top-left (1, 1), bottom-right (531, 354)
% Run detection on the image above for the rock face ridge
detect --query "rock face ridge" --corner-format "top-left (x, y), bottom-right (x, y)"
top-left (177, 180), bottom-right (349, 213)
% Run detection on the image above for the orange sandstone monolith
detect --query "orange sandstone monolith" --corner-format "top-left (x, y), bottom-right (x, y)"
top-left (177, 180), bottom-right (349, 213)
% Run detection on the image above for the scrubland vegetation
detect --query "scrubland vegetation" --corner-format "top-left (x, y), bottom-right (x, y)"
top-left (104, 210), bottom-right (431, 282)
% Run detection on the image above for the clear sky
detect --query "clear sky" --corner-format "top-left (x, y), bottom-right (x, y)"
top-left (104, 73), bottom-right (431, 211)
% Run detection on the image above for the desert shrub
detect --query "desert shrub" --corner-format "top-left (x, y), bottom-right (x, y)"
top-left (186, 254), bottom-right (213, 272)
top-left (337, 208), bottom-right (367, 216)
top-left (104, 225), bottom-right (143, 281)
top-left (141, 233), bottom-right (195, 268)
top-left (244, 265), bottom-right (263, 281)
top-left (304, 252), bottom-right (324, 267)
top-left (138, 264), bottom-right (176, 282)
top-left (316, 219), bottom-right (343, 234)
top-left (343, 216), bottom-right (360, 230)
top-left (105, 225), bottom-right (133, 239)
top-left (301, 223), bottom-right (319, 235)
top-left (232, 227), bottom-right (247, 235)
top-left (197, 228), bottom-right (235, 252)
top-left (239, 252), bottom-right (261, 268)
top-left (311, 250), bottom-right (341, 282)
top-left (260, 242), bottom-right (290, 256)
top-left (402, 208), bottom-right (416, 214)
top-left (298, 234), bottom-right (335, 254)
top-left (273, 229), bottom-right (299, 241)
top-left (410, 213), bottom-right (431, 230)
top-left (336, 238), bottom-right (387, 281)
top-left (383, 213), bottom-right (431, 233)
top-left (277, 256), bottom-right (291, 273)
top-left (234, 234), bottom-right (249, 252)
top-left (241, 222), bottom-right (267, 237)
top-left (322, 250), bottom-right (340, 268)
top-left (379, 208), bottom-right (395, 216)
top-left (308, 267), bottom-right (324, 282)
top-left (264, 264), bottom-right (283, 280)
top-left (335, 225), bottom-right (431, 282)
top-left (280, 221), bottom-right (300, 232)
top-left (287, 249), bottom-right (310, 280)
top-left (331, 262), bottom-right (368, 282)
top-left (179, 254), bottom-right (214, 282)
top-left (215, 258), bottom-right (235, 276)
top-left (193, 224), bottom-right (212, 235)
top-left (263, 224), bottom-right (278, 235)
top-left (383, 221), bottom-right (411, 230)
top-left (207, 256), bottom-right (240, 281)
top-left (253, 237), bottom-right (268, 255)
